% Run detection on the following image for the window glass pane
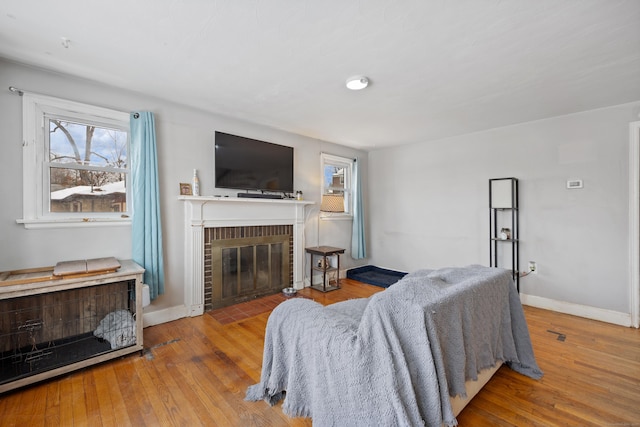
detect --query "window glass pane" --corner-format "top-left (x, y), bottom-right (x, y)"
top-left (323, 165), bottom-right (345, 194)
top-left (321, 154), bottom-right (353, 215)
top-left (49, 120), bottom-right (127, 168)
top-left (21, 94), bottom-right (131, 226)
top-left (49, 170), bottom-right (127, 213)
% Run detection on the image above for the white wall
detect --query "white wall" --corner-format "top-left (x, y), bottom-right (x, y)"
top-left (368, 102), bottom-right (640, 319)
top-left (6, 55), bottom-right (635, 325)
top-left (0, 58), bottom-right (368, 319)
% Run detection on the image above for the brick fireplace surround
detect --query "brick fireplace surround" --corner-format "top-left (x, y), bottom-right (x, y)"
top-left (204, 224), bottom-right (293, 311)
top-left (180, 196), bottom-right (313, 317)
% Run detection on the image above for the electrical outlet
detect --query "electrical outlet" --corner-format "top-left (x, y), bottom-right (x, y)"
top-left (528, 261), bottom-right (537, 274)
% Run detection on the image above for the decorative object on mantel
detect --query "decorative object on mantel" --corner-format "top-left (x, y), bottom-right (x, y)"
top-left (192, 169), bottom-right (200, 196)
top-left (179, 182), bottom-right (192, 195)
top-left (296, 190), bottom-right (303, 200)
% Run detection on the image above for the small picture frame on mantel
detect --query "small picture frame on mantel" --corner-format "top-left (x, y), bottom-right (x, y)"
top-left (179, 182), bottom-right (192, 196)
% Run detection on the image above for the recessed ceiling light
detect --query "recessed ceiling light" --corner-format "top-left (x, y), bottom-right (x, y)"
top-left (346, 76), bottom-right (369, 90)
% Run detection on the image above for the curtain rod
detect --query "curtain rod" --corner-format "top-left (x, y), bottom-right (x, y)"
top-left (8, 86), bottom-right (24, 96)
top-left (320, 151), bottom-right (357, 162)
top-left (9, 85), bottom-right (139, 119)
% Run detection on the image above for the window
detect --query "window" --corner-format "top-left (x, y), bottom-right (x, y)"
top-left (19, 93), bottom-right (130, 228)
top-left (320, 153), bottom-right (353, 218)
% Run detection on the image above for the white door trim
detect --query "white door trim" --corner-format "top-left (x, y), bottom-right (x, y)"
top-left (629, 120), bottom-right (640, 328)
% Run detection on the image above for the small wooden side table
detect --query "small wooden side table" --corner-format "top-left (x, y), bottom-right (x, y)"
top-left (305, 246), bottom-right (345, 292)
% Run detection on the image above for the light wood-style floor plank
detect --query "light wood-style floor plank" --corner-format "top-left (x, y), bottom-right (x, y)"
top-left (43, 379), bottom-right (61, 427)
top-left (68, 372), bottom-right (88, 425)
top-left (113, 356), bottom-right (157, 426)
top-left (1, 279), bottom-right (639, 426)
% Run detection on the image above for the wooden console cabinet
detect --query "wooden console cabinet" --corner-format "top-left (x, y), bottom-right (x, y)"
top-left (0, 260), bottom-right (144, 393)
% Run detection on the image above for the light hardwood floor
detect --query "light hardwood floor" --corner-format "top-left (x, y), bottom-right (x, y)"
top-left (1, 279), bottom-right (639, 426)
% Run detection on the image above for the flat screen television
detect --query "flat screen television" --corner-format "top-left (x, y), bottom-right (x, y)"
top-left (214, 131), bottom-right (294, 193)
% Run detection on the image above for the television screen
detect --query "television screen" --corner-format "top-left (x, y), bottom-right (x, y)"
top-left (214, 131), bottom-right (294, 193)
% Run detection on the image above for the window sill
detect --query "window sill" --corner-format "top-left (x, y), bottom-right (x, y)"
top-left (320, 213), bottom-right (353, 221)
top-left (17, 217), bottom-right (131, 229)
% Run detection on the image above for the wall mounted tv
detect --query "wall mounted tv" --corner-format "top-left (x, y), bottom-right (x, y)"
top-left (214, 131), bottom-right (294, 193)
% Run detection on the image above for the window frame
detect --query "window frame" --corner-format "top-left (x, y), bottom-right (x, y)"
top-left (320, 153), bottom-right (353, 220)
top-left (18, 93), bottom-right (131, 229)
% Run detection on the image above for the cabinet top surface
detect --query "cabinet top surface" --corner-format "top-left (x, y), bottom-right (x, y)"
top-left (305, 246), bottom-right (345, 255)
top-left (0, 259), bottom-right (144, 296)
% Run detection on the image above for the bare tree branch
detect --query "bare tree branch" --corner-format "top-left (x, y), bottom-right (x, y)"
top-left (51, 120), bottom-right (81, 161)
top-left (84, 126), bottom-right (95, 163)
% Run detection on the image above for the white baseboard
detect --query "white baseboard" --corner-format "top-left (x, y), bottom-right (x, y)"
top-left (142, 304), bottom-right (189, 328)
top-left (520, 293), bottom-right (632, 327)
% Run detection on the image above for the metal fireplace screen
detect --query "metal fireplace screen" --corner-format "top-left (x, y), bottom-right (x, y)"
top-left (209, 234), bottom-right (291, 310)
top-left (0, 280), bottom-right (136, 385)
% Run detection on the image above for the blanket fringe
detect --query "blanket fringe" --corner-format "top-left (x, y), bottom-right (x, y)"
top-left (245, 384), bottom-right (313, 419)
top-left (282, 403), bottom-right (313, 419)
top-left (245, 384), bottom-right (283, 405)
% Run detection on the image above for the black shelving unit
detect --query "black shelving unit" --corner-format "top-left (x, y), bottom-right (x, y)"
top-left (489, 178), bottom-right (519, 291)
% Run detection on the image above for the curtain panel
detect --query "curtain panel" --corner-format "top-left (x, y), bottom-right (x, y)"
top-left (351, 158), bottom-right (366, 259)
top-left (130, 112), bottom-right (165, 300)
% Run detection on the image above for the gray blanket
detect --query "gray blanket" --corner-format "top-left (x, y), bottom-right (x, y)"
top-left (246, 265), bottom-right (542, 426)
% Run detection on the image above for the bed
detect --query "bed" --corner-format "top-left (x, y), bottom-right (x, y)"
top-left (246, 265), bottom-right (543, 426)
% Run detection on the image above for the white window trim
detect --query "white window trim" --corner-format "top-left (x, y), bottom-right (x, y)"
top-left (320, 153), bottom-right (353, 221)
top-left (17, 93), bottom-right (131, 229)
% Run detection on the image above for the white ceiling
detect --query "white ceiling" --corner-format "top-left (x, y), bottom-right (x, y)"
top-left (1, 0), bottom-right (639, 150)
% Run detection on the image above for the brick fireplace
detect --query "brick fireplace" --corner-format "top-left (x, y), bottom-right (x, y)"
top-left (181, 196), bottom-right (312, 317)
top-left (204, 225), bottom-right (293, 311)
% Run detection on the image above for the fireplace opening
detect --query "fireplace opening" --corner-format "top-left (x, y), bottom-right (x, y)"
top-left (204, 225), bottom-right (293, 311)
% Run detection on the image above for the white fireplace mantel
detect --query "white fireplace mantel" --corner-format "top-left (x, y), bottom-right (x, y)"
top-left (180, 196), bottom-right (314, 317)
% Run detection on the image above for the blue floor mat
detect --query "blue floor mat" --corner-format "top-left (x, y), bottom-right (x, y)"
top-left (346, 265), bottom-right (407, 288)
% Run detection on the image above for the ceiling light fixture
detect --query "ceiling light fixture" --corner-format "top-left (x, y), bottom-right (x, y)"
top-left (346, 75), bottom-right (369, 90)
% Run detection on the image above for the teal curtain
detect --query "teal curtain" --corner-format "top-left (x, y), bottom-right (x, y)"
top-left (351, 158), bottom-right (367, 259)
top-left (130, 112), bottom-right (165, 300)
